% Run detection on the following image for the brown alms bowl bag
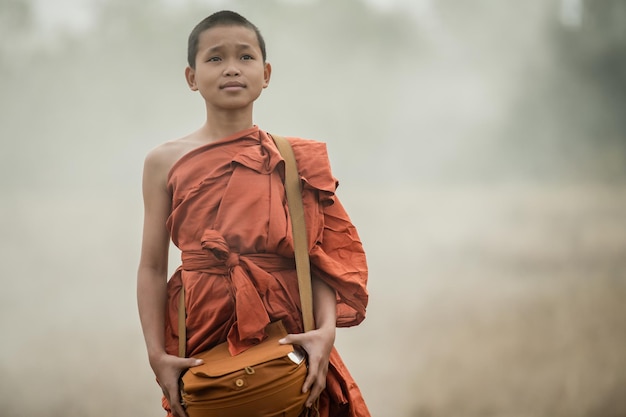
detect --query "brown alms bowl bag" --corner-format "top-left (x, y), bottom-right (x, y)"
top-left (181, 321), bottom-right (308, 417)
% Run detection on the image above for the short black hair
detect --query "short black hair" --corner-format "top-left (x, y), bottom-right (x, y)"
top-left (187, 10), bottom-right (267, 68)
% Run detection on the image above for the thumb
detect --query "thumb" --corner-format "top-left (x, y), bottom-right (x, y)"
top-left (279, 333), bottom-right (302, 346)
top-left (182, 357), bottom-right (203, 368)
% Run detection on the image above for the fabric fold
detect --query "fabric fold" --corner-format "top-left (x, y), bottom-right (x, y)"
top-left (163, 126), bottom-right (370, 417)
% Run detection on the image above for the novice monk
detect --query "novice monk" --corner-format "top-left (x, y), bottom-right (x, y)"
top-left (137, 10), bottom-right (369, 417)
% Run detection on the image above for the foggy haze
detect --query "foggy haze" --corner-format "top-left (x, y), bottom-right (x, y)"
top-left (1, 0), bottom-right (625, 416)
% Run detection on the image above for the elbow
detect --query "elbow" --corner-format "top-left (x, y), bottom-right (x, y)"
top-left (137, 263), bottom-right (168, 285)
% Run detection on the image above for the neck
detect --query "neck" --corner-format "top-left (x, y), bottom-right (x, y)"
top-left (199, 105), bottom-right (255, 142)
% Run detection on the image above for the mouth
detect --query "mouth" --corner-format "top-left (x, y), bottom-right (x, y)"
top-left (220, 82), bottom-right (245, 89)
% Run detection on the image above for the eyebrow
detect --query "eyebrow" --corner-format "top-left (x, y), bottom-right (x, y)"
top-left (202, 43), bottom-right (255, 56)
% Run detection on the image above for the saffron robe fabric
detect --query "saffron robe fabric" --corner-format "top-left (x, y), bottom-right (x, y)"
top-left (162, 126), bottom-right (370, 417)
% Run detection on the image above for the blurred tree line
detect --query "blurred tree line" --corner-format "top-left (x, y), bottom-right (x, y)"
top-left (501, 0), bottom-right (626, 182)
top-left (0, 0), bottom-right (624, 192)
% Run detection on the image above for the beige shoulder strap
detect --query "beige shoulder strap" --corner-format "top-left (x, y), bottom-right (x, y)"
top-left (271, 135), bottom-right (315, 333)
top-left (178, 284), bottom-right (186, 357)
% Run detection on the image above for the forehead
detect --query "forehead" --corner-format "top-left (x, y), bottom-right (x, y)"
top-left (197, 24), bottom-right (261, 52)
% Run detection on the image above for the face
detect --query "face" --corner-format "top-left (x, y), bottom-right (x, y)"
top-left (185, 25), bottom-right (271, 112)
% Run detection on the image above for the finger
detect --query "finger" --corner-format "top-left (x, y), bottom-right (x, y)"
top-left (305, 370), bottom-right (327, 408)
top-left (183, 357), bottom-right (203, 368)
top-left (278, 333), bottom-right (302, 345)
top-left (302, 358), bottom-right (319, 394)
top-left (169, 388), bottom-right (188, 417)
top-left (306, 382), bottom-right (325, 408)
top-left (171, 401), bottom-right (188, 417)
top-left (162, 379), bottom-right (181, 404)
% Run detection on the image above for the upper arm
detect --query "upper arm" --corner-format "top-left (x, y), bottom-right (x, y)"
top-left (138, 148), bottom-right (172, 275)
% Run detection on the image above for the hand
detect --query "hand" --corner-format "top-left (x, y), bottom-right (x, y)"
top-left (279, 327), bottom-right (335, 408)
top-left (150, 353), bottom-right (203, 417)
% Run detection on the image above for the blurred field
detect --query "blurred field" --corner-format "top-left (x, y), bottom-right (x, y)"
top-left (1, 183), bottom-right (625, 417)
top-left (340, 183), bottom-right (626, 417)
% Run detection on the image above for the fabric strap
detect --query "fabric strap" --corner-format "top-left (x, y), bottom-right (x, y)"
top-left (178, 134), bottom-right (315, 358)
top-left (272, 135), bottom-right (315, 333)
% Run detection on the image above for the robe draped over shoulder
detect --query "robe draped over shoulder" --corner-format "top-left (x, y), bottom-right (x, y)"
top-left (162, 126), bottom-right (369, 417)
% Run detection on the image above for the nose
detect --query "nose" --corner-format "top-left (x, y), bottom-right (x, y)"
top-left (224, 60), bottom-right (241, 77)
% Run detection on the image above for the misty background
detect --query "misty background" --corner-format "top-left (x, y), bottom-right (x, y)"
top-left (1, 0), bottom-right (625, 416)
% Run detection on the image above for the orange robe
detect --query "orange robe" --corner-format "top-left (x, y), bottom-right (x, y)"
top-left (162, 126), bottom-right (370, 417)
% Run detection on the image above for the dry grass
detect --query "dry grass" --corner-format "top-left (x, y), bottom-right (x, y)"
top-left (1, 183), bottom-right (625, 417)
top-left (338, 183), bottom-right (626, 417)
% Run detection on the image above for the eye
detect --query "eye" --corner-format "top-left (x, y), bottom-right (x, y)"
top-left (241, 54), bottom-right (253, 60)
top-left (207, 56), bottom-right (221, 62)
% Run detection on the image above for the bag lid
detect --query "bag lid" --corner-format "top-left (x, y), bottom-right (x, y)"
top-left (187, 321), bottom-right (294, 377)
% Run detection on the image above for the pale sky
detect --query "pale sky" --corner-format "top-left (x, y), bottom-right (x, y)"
top-left (30, 0), bottom-right (433, 34)
top-left (30, 0), bottom-right (581, 42)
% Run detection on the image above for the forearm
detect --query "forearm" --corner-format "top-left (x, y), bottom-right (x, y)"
top-left (311, 276), bottom-right (337, 337)
top-left (137, 265), bottom-right (169, 363)
top-left (291, 276), bottom-right (335, 405)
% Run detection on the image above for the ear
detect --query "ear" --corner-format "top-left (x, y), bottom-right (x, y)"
top-left (185, 66), bottom-right (198, 91)
top-left (262, 62), bottom-right (272, 89)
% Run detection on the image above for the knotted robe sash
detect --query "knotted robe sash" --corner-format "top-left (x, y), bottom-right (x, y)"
top-left (179, 229), bottom-right (296, 356)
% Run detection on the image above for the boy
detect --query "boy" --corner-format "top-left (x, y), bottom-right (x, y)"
top-left (137, 10), bottom-right (369, 417)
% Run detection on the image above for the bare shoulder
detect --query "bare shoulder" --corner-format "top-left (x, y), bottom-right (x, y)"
top-left (143, 134), bottom-right (206, 184)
